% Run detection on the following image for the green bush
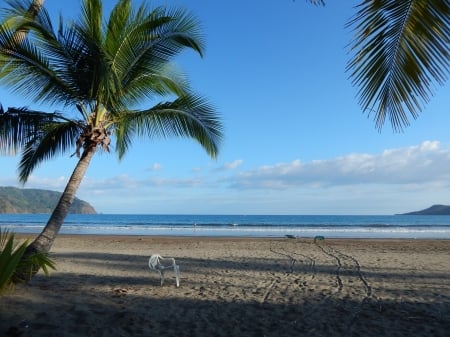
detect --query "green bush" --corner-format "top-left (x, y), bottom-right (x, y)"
top-left (0, 229), bottom-right (55, 295)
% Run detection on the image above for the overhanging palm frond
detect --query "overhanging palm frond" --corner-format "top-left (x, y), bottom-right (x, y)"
top-left (18, 116), bottom-right (82, 183)
top-left (115, 94), bottom-right (223, 159)
top-left (307, 0), bottom-right (325, 5)
top-left (346, 0), bottom-right (450, 131)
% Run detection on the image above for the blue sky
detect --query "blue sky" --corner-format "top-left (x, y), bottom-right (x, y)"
top-left (1, 0), bottom-right (450, 215)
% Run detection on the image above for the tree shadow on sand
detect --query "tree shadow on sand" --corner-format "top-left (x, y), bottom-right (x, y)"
top-left (1, 251), bottom-right (449, 337)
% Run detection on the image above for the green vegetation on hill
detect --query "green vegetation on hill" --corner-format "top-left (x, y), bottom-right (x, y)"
top-left (0, 187), bottom-right (96, 214)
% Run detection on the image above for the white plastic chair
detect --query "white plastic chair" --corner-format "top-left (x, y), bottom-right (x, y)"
top-left (148, 254), bottom-right (180, 287)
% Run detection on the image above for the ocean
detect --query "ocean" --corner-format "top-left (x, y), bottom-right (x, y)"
top-left (1, 213), bottom-right (450, 239)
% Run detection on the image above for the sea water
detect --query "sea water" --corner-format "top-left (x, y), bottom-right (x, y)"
top-left (1, 213), bottom-right (450, 239)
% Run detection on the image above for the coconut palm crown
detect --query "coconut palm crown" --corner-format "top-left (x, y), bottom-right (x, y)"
top-left (0, 0), bottom-right (222, 259)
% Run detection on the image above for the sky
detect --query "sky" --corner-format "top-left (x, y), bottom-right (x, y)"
top-left (1, 0), bottom-right (450, 215)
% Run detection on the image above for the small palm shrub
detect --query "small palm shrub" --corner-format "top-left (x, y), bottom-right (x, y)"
top-left (0, 228), bottom-right (55, 295)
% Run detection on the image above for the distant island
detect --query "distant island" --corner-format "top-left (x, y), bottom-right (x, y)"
top-left (0, 186), bottom-right (96, 214)
top-left (397, 204), bottom-right (450, 215)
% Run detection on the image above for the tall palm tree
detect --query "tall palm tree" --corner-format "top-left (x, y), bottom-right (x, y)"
top-left (0, 0), bottom-right (222, 278)
top-left (346, 0), bottom-right (450, 131)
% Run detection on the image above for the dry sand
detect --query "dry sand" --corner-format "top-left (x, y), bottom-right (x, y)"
top-left (1, 235), bottom-right (449, 337)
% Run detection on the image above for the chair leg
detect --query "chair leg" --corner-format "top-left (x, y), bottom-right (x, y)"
top-left (174, 265), bottom-right (180, 287)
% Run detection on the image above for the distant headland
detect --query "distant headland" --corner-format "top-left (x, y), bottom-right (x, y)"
top-left (397, 204), bottom-right (450, 215)
top-left (0, 186), bottom-right (96, 214)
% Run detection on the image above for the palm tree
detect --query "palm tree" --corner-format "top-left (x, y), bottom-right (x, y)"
top-left (346, 0), bottom-right (450, 131)
top-left (0, 0), bottom-right (222, 279)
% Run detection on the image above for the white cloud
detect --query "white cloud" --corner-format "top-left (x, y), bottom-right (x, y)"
top-left (148, 163), bottom-right (163, 171)
top-left (17, 175), bottom-right (69, 190)
top-left (215, 159), bottom-right (243, 171)
top-left (224, 159), bottom-right (243, 169)
top-left (228, 141), bottom-right (450, 189)
top-left (77, 174), bottom-right (206, 195)
top-left (7, 141), bottom-right (450, 214)
top-left (16, 140), bottom-right (450, 194)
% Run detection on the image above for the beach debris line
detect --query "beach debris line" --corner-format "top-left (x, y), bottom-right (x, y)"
top-left (113, 288), bottom-right (128, 297)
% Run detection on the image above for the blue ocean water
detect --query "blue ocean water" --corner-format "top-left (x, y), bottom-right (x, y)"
top-left (1, 213), bottom-right (450, 239)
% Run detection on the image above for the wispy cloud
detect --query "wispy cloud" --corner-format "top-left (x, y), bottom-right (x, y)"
top-left (18, 175), bottom-right (69, 191)
top-left (147, 163), bottom-right (163, 171)
top-left (215, 159), bottom-right (243, 171)
top-left (11, 141), bottom-right (450, 194)
top-left (79, 174), bottom-right (204, 193)
top-left (225, 159), bottom-right (243, 169)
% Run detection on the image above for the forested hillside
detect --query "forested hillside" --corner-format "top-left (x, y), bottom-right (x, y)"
top-left (0, 186), bottom-right (96, 214)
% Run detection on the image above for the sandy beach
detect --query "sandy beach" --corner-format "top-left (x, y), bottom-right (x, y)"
top-left (1, 235), bottom-right (449, 337)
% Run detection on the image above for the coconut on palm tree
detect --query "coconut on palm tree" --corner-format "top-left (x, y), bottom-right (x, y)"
top-left (0, 0), bottom-right (222, 280)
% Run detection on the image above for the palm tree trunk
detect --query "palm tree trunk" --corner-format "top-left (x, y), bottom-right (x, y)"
top-left (10, 0), bottom-right (44, 45)
top-left (31, 147), bottom-right (96, 253)
top-left (14, 147), bottom-right (96, 282)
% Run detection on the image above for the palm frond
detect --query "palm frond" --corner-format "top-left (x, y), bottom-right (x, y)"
top-left (115, 94), bottom-right (223, 159)
top-left (18, 117), bottom-right (82, 183)
top-left (162, 7), bottom-right (205, 57)
top-left (0, 227), bottom-right (56, 291)
top-left (117, 64), bottom-right (190, 110)
top-left (1, 0), bottom-right (53, 32)
top-left (79, 0), bottom-right (103, 44)
top-left (106, 4), bottom-right (203, 104)
top-left (346, 0), bottom-right (450, 131)
top-left (0, 107), bottom-right (58, 154)
top-left (1, 0), bottom-right (40, 27)
top-left (114, 116), bottom-right (134, 159)
top-left (54, 23), bottom-right (104, 102)
top-left (0, 18), bottom-right (83, 107)
top-left (293, 0), bottom-right (325, 5)
top-left (17, 249), bottom-right (56, 281)
top-left (0, 229), bottom-right (28, 294)
top-left (0, 2), bottom-right (91, 108)
top-left (307, 0), bottom-right (325, 5)
top-left (105, 0), bottom-right (132, 45)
